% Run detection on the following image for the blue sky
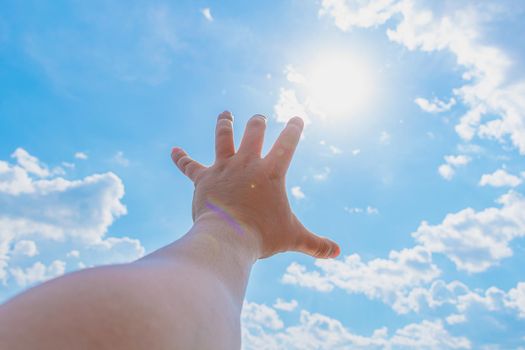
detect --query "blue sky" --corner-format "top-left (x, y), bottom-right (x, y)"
top-left (1, 0), bottom-right (525, 348)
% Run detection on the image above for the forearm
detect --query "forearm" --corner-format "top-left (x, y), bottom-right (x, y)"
top-left (0, 214), bottom-right (259, 350)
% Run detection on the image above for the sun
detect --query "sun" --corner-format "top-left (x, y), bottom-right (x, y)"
top-left (297, 51), bottom-right (377, 120)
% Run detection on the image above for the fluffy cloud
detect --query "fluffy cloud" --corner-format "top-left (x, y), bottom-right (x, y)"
top-left (10, 260), bottom-right (66, 287)
top-left (11, 240), bottom-right (38, 257)
top-left (318, 0), bottom-right (399, 30)
top-left (438, 155), bottom-right (471, 180)
top-left (273, 298), bottom-right (298, 312)
top-left (0, 149), bottom-right (144, 291)
top-left (284, 189), bottom-right (525, 316)
top-left (506, 282), bottom-right (525, 319)
top-left (274, 88), bottom-right (311, 125)
top-left (479, 169), bottom-right (523, 188)
top-left (242, 301), bottom-right (471, 349)
top-left (413, 190), bottom-right (525, 272)
top-left (319, 0), bottom-right (525, 154)
top-left (243, 301), bottom-right (284, 331)
top-left (283, 246), bottom-right (440, 307)
top-left (415, 97), bottom-right (456, 113)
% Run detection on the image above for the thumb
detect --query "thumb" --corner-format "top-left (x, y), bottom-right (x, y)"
top-left (295, 226), bottom-right (340, 259)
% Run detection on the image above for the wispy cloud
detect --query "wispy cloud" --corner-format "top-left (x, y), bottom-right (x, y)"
top-left (415, 97), bottom-right (456, 113)
top-left (313, 167), bottom-right (331, 181)
top-left (113, 151), bottom-right (130, 167)
top-left (201, 7), bottom-right (213, 22)
top-left (344, 205), bottom-right (378, 215)
top-left (74, 151), bottom-right (88, 160)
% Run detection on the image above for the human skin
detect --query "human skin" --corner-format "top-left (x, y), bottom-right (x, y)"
top-left (0, 112), bottom-right (340, 349)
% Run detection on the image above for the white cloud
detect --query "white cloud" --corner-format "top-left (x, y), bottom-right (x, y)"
top-left (291, 186), bottom-right (305, 200)
top-left (352, 149), bottom-right (361, 156)
top-left (11, 148), bottom-right (51, 177)
top-left (274, 88), bottom-right (311, 125)
top-left (389, 319), bottom-right (470, 350)
top-left (285, 64), bottom-right (308, 85)
top-left (313, 167), bottom-right (331, 181)
top-left (438, 164), bottom-right (455, 181)
top-left (74, 152), bottom-right (88, 160)
top-left (319, 0), bottom-right (525, 154)
top-left (479, 169), bottom-right (522, 188)
top-left (282, 246), bottom-right (440, 307)
top-left (344, 206), bottom-right (363, 214)
top-left (366, 206), bottom-right (379, 214)
top-left (10, 260), bottom-right (66, 287)
top-left (438, 155), bottom-right (471, 180)
top-left (273, 298), bottom-right (298, 312)
top-left (0, 148), bottom-right (144, 290)
top-left (413, 190), bottom-right (525, 273)
top-left (12, 240), bottom-right (38, 257)
top-left (201, 7), bottom-right (213, 22)
top-left (242, 301), bottom-right (284, 331)
top-left (319, 0), bottom-right (399, 31)
top-left (445, 155), bottom-right (470, 167)
top-left (506, 282), bottom-right (525, 318)
top-left (415, 97), bottom-right (456, 113)
top-left (344, 205), bottom-right (379, 215)
top-left (446, 314), bottom-right (467, 325)
top-left (67, 250), bottom-right (80, 258)
top-left (61, 162), bottom-right (75, 169)
top-left (242, 301), bottom-right (471, 349)
top-left (319, 140), bottom-right (343, 155)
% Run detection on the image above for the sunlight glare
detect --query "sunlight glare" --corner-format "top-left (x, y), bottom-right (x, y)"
top-left (303, 51), bottom-right (376, 120)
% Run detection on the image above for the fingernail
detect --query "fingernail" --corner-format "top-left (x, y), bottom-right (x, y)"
top-left (218, 111), bottom-right (234, 122)
top-left (289, 116), bottom-right (304, 128)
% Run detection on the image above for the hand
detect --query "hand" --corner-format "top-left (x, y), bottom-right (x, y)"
top-left (171, 111), bottom-right (340, 260)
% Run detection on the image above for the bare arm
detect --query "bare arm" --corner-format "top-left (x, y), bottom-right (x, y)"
top-left (0, 112), bottom-right (340, 350)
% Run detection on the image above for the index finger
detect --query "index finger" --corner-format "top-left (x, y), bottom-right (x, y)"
top-left (264, 116), bottom-right (304, 176)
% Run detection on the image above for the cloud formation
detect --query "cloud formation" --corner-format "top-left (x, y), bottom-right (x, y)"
top-left (242, 301), bottom-right (471, 349)
top-left (320, 0), bottom-right (525, 154)
top-left (0, 148), bottom-right (144, 292)
top-left (479, 169), bottom-right (523, 188)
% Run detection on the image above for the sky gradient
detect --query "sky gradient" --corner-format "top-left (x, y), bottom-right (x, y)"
top-left (1, 1), bottom-right (525, 349)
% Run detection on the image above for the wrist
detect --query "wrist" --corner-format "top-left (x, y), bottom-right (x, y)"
top-left (192, 209), bottom-right (262, 263)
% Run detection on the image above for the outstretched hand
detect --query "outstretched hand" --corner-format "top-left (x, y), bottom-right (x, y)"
top-left (171, 111), bottom-right (340, 259)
